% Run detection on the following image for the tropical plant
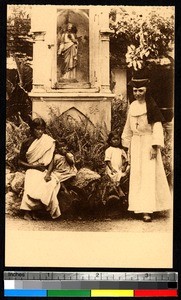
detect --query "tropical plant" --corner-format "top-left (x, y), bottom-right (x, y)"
top-left (162, 124), bottom-right (173, 187)
top-left (6, 119), bottom-right (30, 171)
top-left (46, 106), bottom-right (108, 174)
top-left (7, 5), bottom-right (33, 122)
top-left (7, 5), bottom-right (32, 87)
top-left (109, 7), bottom-right (174, 70)
top-left (111, 94), bottom-right (128, 134)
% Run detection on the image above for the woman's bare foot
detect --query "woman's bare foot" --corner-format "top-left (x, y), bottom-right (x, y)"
top-left (23, 211), bottom-right (32, 220)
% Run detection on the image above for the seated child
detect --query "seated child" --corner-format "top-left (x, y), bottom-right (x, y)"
top-left (53, 138), bottom-right (77, 191)
top-left (105, 131), bottom-right (129, 198)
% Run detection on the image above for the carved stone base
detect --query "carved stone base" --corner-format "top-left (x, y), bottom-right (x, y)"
top-left (29, 91), bottom-right (114, 130)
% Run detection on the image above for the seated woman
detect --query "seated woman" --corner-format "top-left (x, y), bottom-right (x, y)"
top-left (19, 118), bottom-right (61, 220)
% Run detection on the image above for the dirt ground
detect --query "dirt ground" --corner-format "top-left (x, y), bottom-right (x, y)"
top-left (6, 210), bottom-right (172, 233)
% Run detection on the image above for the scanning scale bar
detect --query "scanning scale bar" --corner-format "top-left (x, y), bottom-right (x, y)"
top-left (4, 272), bottom-right (178, 297)
top-left (4, 271), bottom-right (178, 282)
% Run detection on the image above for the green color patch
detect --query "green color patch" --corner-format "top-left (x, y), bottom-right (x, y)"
top-left (48, 290), bottom-right (91, 297)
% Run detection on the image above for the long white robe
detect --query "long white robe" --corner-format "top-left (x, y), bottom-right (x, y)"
top-left (20, 134), bottom-right (61, 219)
top-left (122, 100), bottom-right (171, 213)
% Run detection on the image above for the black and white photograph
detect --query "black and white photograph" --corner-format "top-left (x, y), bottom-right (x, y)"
top-left (5, 4), bottom-right (174, 268)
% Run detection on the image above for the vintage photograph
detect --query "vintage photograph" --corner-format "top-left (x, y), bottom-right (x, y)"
top-left (5, 5), bottom-right (174, 268)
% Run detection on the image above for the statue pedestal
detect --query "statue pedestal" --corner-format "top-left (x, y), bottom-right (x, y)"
top-left (30, 91), bottom-right (113, 131)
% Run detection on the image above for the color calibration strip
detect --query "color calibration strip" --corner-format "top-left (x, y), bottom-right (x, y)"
top-left (4, 272), bottom-right (178, 297)
top-left (4, 289), bottom-right (178, 297)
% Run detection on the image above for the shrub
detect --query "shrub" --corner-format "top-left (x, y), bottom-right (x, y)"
top-left (162, 123), bottom-right (173, 187)
top-left (111, 95), bottom-right (128, 134)
top-left (6, 120), bottom-right (29, 171)
top-left (46, 106), bottom-right (109, 174)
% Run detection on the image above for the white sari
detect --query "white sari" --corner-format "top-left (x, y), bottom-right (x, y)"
top-left (20, 134), bottom-right (61, 219)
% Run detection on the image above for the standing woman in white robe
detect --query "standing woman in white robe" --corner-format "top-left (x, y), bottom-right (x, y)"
top-left (19, 118), bottom-right (61, 220)
top-left (122, 78), bottom-right (171, 222)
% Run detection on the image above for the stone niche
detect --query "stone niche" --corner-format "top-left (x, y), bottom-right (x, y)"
top-left (30, 5), bottom-right (114, 130)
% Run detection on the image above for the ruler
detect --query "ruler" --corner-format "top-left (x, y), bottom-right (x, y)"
top-left (4, 271), bottom-right (178, 281)
top-left (4, 271), bottom-right (178, 297)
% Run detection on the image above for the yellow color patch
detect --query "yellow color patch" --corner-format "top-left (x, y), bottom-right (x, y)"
top-left (91, 289), bottom-right (134, 297)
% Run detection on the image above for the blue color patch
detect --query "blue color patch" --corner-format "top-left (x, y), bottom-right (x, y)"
top-left (4, 289), bottom-right (47, 297)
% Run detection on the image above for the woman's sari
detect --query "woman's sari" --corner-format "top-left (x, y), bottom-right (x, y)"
top-left (20, 134), bottom-right (61, 219)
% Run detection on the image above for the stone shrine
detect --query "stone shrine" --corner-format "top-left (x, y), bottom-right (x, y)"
top-left (29, 5), bottom-right (114, 130)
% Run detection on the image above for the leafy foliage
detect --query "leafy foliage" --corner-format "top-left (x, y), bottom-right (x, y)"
top-left (111, 95), bottom-right (128, 134)
top-left (109, 7), bottom-right (174, 70)
top-left (6, 120), bottom-right (30, 171)
top-left (6, 83), bottom-right (32, 124)
top-left (7, 6), bottom-right (33, 121)
top-left (7, 6), bottom-right (32, 58)
top-left (45, 107), bottom-right (108, 174)
top-left (162, 124), bottom-right (173, 187)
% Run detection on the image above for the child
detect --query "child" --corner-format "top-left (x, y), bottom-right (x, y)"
top-left (53, 139), bottom-right (77, 190)
top-left (105, 131), bottom-right (129, 197)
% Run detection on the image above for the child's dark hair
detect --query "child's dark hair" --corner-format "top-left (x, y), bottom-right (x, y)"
top-left (56, 138), bottom-right (68, 152)
top-left (107, 131), bottom-right (122, 147)
top-left (29, 118), bottom-right (46, 134)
